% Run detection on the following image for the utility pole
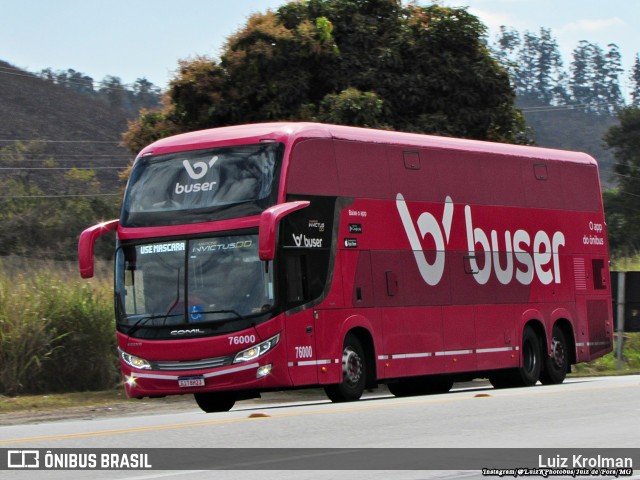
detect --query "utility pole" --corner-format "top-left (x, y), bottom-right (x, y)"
top-left (616, 271), bottom-right (626, 370)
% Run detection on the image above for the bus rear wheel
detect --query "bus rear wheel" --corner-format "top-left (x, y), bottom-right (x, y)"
top-left (194, 391), bottom-right (236, 413)
top-left (324, 334), bottom-right (366, 402)
top-left (490, 325), bottom-right (541, 388)
top-left (539, 325), bottom-right (569, 385)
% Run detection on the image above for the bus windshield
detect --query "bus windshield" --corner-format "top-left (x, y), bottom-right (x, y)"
top-left (115, 234), bottom-right (274, 335)
top-left (121, 143), bottom-right (283, 227)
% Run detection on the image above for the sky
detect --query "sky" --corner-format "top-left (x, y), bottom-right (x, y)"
top-left (1, 0), bottom-right (639, 93)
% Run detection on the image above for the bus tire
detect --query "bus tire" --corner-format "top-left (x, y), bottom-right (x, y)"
top-left (387, 380), bottom-right (415, 397)
top-left (194, 391), bottom-right (236, 413)
top-left (489, 370), bottom-right (517, 389)
top-left (388, 376), bottom-right (453, 397)
top-left (425, 376), bottom-right (454, 394)
top-left (515, 325), bottom-right (542, 386)
top-left (324, 333), bottom-right (366, 402)
top-left (490, 326), bottom-right (541, 388)
top-left (539, 325), bottom-right (568, 385)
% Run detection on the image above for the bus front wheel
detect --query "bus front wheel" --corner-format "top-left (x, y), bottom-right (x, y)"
top-left (194, 391), bottom-right (236, 413)
top-left (324, 334), bottom-right (366, 402)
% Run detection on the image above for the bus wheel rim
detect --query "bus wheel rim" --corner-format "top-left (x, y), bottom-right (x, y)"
top-left (343, 347), bottom-right (362, 385)
top-left (551, 337), bottom-right (566, 369)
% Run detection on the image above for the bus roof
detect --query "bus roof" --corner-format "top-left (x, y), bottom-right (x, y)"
top-left (139, 122), bottom-right (597, 166)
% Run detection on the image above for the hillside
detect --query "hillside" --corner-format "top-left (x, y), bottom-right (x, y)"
top-left (1, 60), bottom-right (621, 195)
top-left (0, 60), bottom-right (132, 192)
top-left (521, 104), bottom-right (619, 189)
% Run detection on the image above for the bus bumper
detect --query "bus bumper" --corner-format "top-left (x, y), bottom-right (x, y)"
top-left (119, 335), bottom-right (292, 398)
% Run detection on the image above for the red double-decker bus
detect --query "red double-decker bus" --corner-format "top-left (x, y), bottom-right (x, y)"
top-left (79, 123), bottom-right (612, 412)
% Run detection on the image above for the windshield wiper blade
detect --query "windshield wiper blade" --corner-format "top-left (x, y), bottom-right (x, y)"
top-left (197, 309), bottom-right (246, 322)
top-left (125, 313), bottom-right (182, 336)
top-left (196, 306), bottom-right (275, 327)
top-left (125, 307), bottom-right (271, 335)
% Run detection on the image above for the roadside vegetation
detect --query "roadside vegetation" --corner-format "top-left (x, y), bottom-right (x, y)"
top-left (571, 332), bottom-right (640, 376)
top-left (0, 258), bottom-right (117, 397)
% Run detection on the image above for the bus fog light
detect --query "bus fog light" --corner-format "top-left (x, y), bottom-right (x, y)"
top-left (257, 364), bottom-right (272, 378)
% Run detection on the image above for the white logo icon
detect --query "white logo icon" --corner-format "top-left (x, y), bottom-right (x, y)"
top-left (397, 193), bottom-right (565, 287)
top-left (182, 155), bottom-right (218, 180)
top-left (8, 450), bottom-right (40, 468)
top-left (292, 233), bottom-right (323, 248)
top-left (396, 193), bottom-right (453, 286)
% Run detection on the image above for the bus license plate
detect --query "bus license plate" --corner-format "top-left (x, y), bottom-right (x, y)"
top-left (178, 376), bottom-right (205, 388)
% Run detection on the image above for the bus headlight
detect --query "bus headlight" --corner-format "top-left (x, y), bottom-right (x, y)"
top-left (120, 349), bottom-right (152, 370)
top-left (233, 334), bottom-right (280, 364)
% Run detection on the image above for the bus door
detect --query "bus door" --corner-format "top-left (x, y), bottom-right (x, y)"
top-left (282, 253), bottom-right (318, 386)
top-left (279, 196), bottom-right (336, 386)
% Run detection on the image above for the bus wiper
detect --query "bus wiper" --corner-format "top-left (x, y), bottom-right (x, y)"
top-left (196, 306), bottom-right (274, 327)
top-left (197, 309), bottom-right (246, 322)
top-left (126, 313), bottom-right (182, 336)
top-left (164, 267), bottom-right (182, 316)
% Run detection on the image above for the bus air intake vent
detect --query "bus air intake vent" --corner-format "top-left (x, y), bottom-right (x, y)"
top-left (573, 258), bottom-right (587, 291)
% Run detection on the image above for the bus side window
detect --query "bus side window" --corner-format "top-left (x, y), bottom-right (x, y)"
top-left (592, 259), bottom-right (607, 290)
top-left (284, 255), bottom-right (307, 306)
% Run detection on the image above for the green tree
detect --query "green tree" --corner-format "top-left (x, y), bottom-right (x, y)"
top-left (629, 54), bottom-right (640, 108)
top-left (536, 28), bottom-right (568, 105)
top-left (98, 75), bottom-right (128, 110)
top-left (131, 77), bottom-right (162, 111)
top-left (515, 29), bottom-right (566, 105)
top-left (39, 68), bottom-right (95, 95)
top-left (604, 107), bottom-right (640, 252)
top-left (492, 27), bottom-right (570, 108)
top-left (604, 44), bottom-right (624, 112)
top-left (570, 41), bottom-right (624, 114)
top-left (571, 40), bottom-right (596, 108)
top-left (125, 0), bottom-right (525, 152)
top-left (0, 142), bottom-right (119, 260)
top-left (316, 87), bottom-right (383, 126)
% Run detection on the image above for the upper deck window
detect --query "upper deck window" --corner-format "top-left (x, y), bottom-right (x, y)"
top-left (121, 143), bottom-right (283, 227)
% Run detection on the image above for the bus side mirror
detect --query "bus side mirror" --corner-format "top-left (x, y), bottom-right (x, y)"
top-left (78, 219), bottom-right (119, 278)
top-left (259, 201), bottom-right (310, 261)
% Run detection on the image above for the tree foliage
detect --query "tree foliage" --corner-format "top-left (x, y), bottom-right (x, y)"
top-left (38, 68), bottom-right (162, 116)
top-left (492, 28), bottom-right (628, 115)
top-left (0, 141), bottom-right (119, 260)
top-left (124, 0), bottom-right (526, 152)
top-left (630, 55), bottom-right (640, 108)
top-left (494, 27), bottom-right (567, 106)
top-left (604, 107), bottom-right (640, 252)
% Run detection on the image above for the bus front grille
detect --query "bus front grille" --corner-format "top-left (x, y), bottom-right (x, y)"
top-left (151, 355), bottom-right (233, 371)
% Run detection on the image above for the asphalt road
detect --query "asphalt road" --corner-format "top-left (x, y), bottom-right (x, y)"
top-left (1, 375), bottom-right (639, 480)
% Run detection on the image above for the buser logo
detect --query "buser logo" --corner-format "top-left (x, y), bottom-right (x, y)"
top-left (175, 155), bottom-right (218, 195)
top-left (396, 193), bottom-right (453, 286)
top-left (183, 155), bottom-right (218, 179)
top-left (396, 193), bottom-right (565, 287)
top-left (292, 233), bottom-right (323, 248)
